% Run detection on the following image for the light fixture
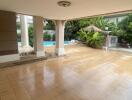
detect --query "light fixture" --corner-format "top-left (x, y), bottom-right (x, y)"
top-left (57, 1), bottom-right (71, 7)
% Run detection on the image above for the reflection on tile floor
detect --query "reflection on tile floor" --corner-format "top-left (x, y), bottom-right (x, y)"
top-left (0, 45), bottom-right (132, 100)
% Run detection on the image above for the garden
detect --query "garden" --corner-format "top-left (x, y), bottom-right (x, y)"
top-left (65, 14), bottom-right (132, 49)
top-left (17, 13), bottom-right (132, 49)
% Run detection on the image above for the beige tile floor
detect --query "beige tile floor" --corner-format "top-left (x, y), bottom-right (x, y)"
top-left (0, 45), bottom-right (132, 100)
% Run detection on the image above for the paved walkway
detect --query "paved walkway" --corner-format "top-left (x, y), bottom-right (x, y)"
top-left (0, 45), bottom-right (132, 100)
top-left (109, 47), bottom-right (132, 53)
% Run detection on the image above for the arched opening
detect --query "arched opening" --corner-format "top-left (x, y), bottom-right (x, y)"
top-left (43, 19), bottom-right (56, 56)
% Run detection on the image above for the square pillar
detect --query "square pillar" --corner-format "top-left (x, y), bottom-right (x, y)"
top-left (20, 15), bottom-right (29, 46)
top-left (0, 10), bottom-right (20, 63)
top-left (33, 16), bottom-right (45, 57)
top-left (55, 20), bottom-right (65, 56)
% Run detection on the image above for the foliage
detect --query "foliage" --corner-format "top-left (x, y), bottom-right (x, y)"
top-left (16, 22), bottom-right (21, 30)
top-left (44, 20), bottom-right (55, 30)
top-left (65, 16), bottom-right (117, 41)
top-left (64, 34), bottom-right (71, 41)
top-left (79, 16), bottom-right (108, 30)
top-left (107, 22), bottom-right (119, 35)
top-left (87, 32), bottom-right (105, 48)
top-left (28, 25), bottom-right (34, 47)
top-left (77, 29), bottom-right (88, 41)
top-left (43, 32), bottom-right (52, 41)
top-left (65, 20), bottom-right (80, 40)
top-left (117, 14), bottom-right (132, 45)
top-left (17, 34), bottom-right (21, 42)
top-left (52, 34), bottom-right (55, 41)
top-left (78, 29), bottom-right (105, 48)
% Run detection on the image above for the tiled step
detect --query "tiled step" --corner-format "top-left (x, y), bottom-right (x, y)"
top-left (0, 56), bottom-right (47, 68)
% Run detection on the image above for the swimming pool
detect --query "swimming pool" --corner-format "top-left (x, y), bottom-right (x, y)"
top-left (43, 41), bottom-right (71, 47)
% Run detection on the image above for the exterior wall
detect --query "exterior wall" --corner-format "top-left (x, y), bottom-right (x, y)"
top-left (106, 17), bottom-right (117, 24)
top-left (105, 15), bottom-right (127, 25)
top-left (108, 35), bottom-right (118, 47)
top-left (0, 10), bottom-right (19, 63)
top-left (117, 16), bottom-right (127, 23)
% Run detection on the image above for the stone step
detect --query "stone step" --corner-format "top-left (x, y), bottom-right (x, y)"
top-left (0, 56), bottom-right (47, 68)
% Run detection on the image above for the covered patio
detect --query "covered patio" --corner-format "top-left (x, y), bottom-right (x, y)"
top-left (0, 45), bottom-right (132, 100)
top-left (0, 0), bottom-right (132, 63)
top-left (0, 0), bottom-right (132, 100)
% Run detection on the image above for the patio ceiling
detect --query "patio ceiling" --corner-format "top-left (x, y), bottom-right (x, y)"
top-left (0, 0), bottom-right (132, 20)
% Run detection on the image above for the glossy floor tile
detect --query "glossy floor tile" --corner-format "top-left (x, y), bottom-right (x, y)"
top-left (0, 45), bottom-right (132, 100)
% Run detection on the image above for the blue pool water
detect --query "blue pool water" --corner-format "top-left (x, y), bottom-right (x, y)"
top-left (43, 41), bottom-right (71, 47)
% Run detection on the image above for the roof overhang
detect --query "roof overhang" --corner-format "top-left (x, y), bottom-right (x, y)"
top-left (0, 0), bottom-right (132, 20)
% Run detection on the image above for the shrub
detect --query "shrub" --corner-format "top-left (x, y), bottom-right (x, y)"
top-left (65, 20), bottom-right (80, 40)
top-left (28, 25), bottom-right (34, 47)
top-left (52, 34), bottom-right (55, 41)
top-left (43, 33), bottom-right (52, 41)
top-left (78, 29), bottom-right (105, 48)
top-left (77, 29), bottom-right (88, 42)
top-left (87, 32), bottom-right (105, 48)
top-left (117, 14), bottom-right (132, 45)
top-left (44, 20), bottom-right (55, 30)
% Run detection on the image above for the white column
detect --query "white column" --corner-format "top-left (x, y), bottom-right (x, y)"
top-left (20, 15), bottom-right (29, 46)
top-left (33, 16), bottom-right (45, 57)
top-left (55, 20), bottom-right (65, 56)
top-left (105, 34), bottom-right (109, 51)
